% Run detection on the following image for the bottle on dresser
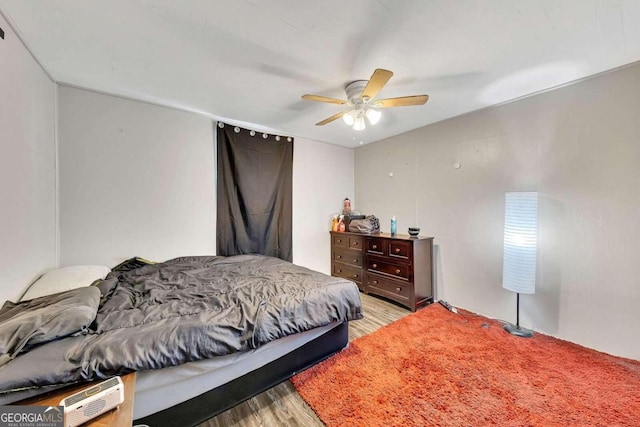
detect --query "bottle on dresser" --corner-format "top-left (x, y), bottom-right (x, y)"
top-left (331, 215), bottom-right (339, 232)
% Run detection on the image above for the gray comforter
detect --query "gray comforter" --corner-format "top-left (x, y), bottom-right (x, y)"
top-left (0, 255), bottom-right (362, 398)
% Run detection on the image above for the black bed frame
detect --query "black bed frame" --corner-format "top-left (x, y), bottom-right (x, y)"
top-left (134, 321), bottom-right (349, 427)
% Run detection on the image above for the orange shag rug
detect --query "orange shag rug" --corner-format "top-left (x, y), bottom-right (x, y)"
top-left (291, 303), bottom-right (640, 426)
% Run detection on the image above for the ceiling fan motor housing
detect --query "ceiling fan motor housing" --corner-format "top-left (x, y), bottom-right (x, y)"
top-left (345, 80), bottom-right (369, 105)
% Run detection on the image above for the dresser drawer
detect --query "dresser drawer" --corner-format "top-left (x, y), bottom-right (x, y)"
top-left (389, 240), bottom-right (412, 261)
top-left (367, 273), bottom-right (411, 304)
top-left (333, 248), bottom-right (363, 267)
top-left (349, 235), bottom-right (364, 251)
top-left (332, 234), bottom-right (349, 248)
top-left (366, 237), bottom-right (386, 255)
top-left (332, 263), bottom-right (364, 289)
top-left (367, 258), bottom-right (411, 281)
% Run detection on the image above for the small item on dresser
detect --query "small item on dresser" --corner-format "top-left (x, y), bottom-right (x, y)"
top-left (338, 215), bottom-right (346, 232)
top-left (343, 197), bottom-right (351, 213)
top-left (349, 215), bottom-right (380, 234)
top-left (331, 215), bottom-right (339, 232)
top-left (390, 216), bottom-right (397, 235)
top-left (408, 227), bottom-right (420, 237)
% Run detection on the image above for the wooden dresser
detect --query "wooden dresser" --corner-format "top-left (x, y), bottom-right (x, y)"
top-left (330, 231), bottom-right (434, 311)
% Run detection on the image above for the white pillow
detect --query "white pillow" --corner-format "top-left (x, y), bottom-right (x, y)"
top-left (20, 265), bottom-right (111, 301)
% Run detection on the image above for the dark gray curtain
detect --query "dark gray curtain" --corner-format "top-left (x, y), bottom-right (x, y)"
top-left (216, 124), bottom-right (293, 261)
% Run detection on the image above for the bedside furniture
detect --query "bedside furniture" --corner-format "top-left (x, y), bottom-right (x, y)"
top-left (16, 372), bottom-right (136, 427)
top-left (331, 231), bottom-right (434, 311)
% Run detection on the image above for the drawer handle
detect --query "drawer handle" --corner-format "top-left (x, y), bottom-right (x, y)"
top-left (338, 269), bottom-right (342, 273)
top-left (353, 274), bottom-right (359, 279)
top-left (337, 255), bottom-right (342, 259)
top-left (396, 287), bottom-right (401, 292)
top-left (396, 269), bottom-right (401, 274)
top-left (353, 241), bottom-right (359, 246)
top-left (372, 244), bottom-right (377, 249)
top-left (337, 239), bottom-right (342, 243)
top-left (353, 259), bottom-right (358, 263)
top-left (373, 280), bottom-right (378, 284)
top-left (372, 263), bottom-right (377, 268)
top-left (395, 248), bottom-right (401, 253)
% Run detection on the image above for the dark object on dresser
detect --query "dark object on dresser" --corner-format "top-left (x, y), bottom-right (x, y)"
top-left (331, 231), bottom-right (434, 311)
top-left (348, 215), bottom-right (380, 234)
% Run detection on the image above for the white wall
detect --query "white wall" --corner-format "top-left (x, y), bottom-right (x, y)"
top-left (58, 86), bottom-right (216, 266)
top-left (58, 86), bottom-right (354, 272)
top-left (355, 63), bottom-right (640, 360)
top-left (0, 15), bottom-right (57, 303)
top-left (293, 138), bottom-right (354, 274)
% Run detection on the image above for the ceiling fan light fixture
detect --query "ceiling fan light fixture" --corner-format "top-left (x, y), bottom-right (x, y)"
top-left (343, 111), bottom-right (355, 126)
top-left (301, 68), bottom-right (429, 129)
top-left (365, 108), bottom-right (382, 125)
top-left (353, 116), bottom-right (366, 131)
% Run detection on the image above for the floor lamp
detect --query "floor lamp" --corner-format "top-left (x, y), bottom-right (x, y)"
top-left (502, 192), bottom-right (538, 338)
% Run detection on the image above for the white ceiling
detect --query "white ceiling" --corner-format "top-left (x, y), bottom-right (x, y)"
top-left (2, 1), bottom-right (640, 148)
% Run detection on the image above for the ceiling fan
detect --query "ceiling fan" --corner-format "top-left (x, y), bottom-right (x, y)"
top-left (301, 68), bottom-right (429, 130)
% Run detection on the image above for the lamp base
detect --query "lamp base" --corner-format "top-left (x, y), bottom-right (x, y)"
top-left (504, 323), bottom-right (534, 338)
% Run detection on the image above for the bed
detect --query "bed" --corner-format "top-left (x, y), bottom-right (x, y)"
top-left (0, 254), bottom-right (363, 426)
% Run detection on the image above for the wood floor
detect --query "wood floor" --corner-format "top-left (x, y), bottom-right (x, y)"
top-left (199, 293), bottom-right (410, 427)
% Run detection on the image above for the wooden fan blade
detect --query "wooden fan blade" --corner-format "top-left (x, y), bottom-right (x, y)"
top-left (361, 69), bottom-right (393, 100)
top-left (302, 94), bottom-right (346, 105)
top-left (316, 111), bottom-right (346, 126)
top-left (374, 95), bottom-right (429, 108)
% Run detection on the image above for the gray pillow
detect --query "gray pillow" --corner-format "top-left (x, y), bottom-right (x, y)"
top-left (0, 286), bottom-right (101, 367)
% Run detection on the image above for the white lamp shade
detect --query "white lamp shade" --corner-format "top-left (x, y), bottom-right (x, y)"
top-left (343, 111), bottom-right (355, 126)
top-left (502, 192), bottom-right (538, 294)
top-left (365, 108), bottom-right (382, 125)
top-left (353, 115), bottom-right (366, 131)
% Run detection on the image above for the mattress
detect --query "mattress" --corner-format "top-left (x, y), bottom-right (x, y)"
top-left (133, 321), bottom-right (342, 419)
